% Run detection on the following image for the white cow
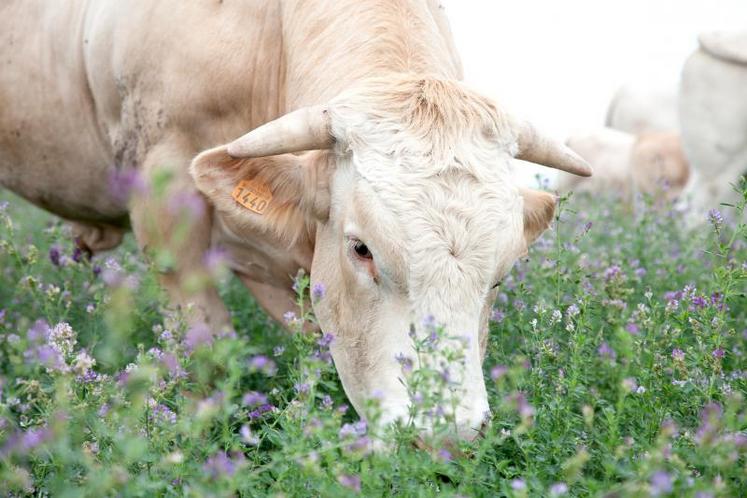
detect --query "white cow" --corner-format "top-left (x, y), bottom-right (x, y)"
top-left (0, 0), bottom-right (591, 440)
top-left (606, 81), bottom-right (680, 135)
top-left (557, 128), bottom-right (689, 202)
top-left (680, 31), bottom-right (747, 215)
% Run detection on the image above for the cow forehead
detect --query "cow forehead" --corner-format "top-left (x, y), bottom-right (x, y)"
top-left (328, 76), bottom-right (520, 174)
top-left (344, 160), bottom-right (523, 291)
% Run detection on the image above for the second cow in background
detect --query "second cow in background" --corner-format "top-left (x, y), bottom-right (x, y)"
top-left (557, 128), bottom-right (690, 203)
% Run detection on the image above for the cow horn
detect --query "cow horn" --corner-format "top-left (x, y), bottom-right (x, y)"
top-left (227, 105), bottom-right (335, 158)
top-left (515, 122), bottom-right (593, 177)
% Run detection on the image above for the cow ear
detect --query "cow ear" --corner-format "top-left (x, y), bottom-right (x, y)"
top-left (189, 146), bottom-right (331, 244)
top-left (520, 187), bottom-right (557, 246)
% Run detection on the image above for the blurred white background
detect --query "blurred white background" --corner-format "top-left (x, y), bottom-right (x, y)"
top-left (444, 0), bottom-right (747, 185)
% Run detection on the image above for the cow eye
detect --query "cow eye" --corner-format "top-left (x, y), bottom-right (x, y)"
top-left (491, 280), bottom-right (501, 290)
top-left (353, 240), bottom-right (373, 260)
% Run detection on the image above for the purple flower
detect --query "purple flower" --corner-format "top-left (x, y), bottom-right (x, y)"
top-left (48, 322), bottom-right (77, 357)
top-left (115, 370), bottom-right (130, 386)
top-left (664, 290), bottom-right (678, 300)
top-left (312, 282), bottom-right (326, 300)
top-left (72, 246), bottom-right (85, 263)
top-left (28, 344), bottom-right (62, 372)
top-left (321, 395), bottom-right (334, 409)
top-left (507, 392), bottom-right (534, 419)
top-left (437, 448), bottom-right (452, 462)
top-left (248, 403), bottom-right (275, 420)
top-left (566, 304), bottom-right (580, 318)
top-left (283, 311), bottom-right (297, 325)
top-left (338, 474), bottom-right (361, 493)
top-left (724, 432), bottom-right (747, 449)
top-left (21, 427), bottom-right (52, 451)
top-left (421, 314), bottom-right (437, 330)
top-left (597, 342), bottom-right (616, 361)
top-left (184, 323), bottom-right (213, 351)
top-left (101, 259), bottom-right (126, 288)
top-left (621, 378), bottom-right (638, 392)
top-left (708, 209), bottom-right (723, 230)
top-left (511, 478), bottom-right (527, 490)
top-left (109, 169), bottom-right (146, 203)
top-left (353, 420), bottom-right (368, 435)
top-left (27, 320), bottom-right (50, 343)
top-left (161, 353), bottom-right (182, 378)
top-left (151, 403), bottom-right (177, 424)
top-left (712, 348), bottom-right (725, 359)
top-left (624, 323), bottom-right (640, 335)
top-left (294, 382), bottom-right (310, 395)
top-left (549, 482), bottom-right (569, 496)
top-left (440, 367), bottom-right (453, 385)
top-left (242, 391), bottom-right (268, 407)
top-left (490, 309), bottom-right (505, 323)
top-left (603, 264), bottom-right (622, 282)
top-left (490, 365), bottom-right (508, 381)
top-left (395, 353), bottom-right (414, 373)
top-left (710, 292), bottom-right (726, 311)
top-left (248, 355), bottom-right (277, 376)
top-left (671, 349), bottom-right (685, 361)
top-left (202, 247), bottom-right (228, 272)
top-left (346, 435), bottom-right (372, 455)
top-left (2, 427), bottom-right (52, 457)
top-left (317, 333), bottom-right (334, 349)
top-left (168, 191), bottom-right (206, 219)
top-left (98, 404), bottom-right (110, 417)
top-left (48, 246), bottom-right (61, 267)
top-left (79, 370), bottom-right (100, 384)
top-left (339, 420), bottom-right (367, 439)
top-left (696, 403), bottom-right (723, 446)
top-left (690, 295), bottom-right (707, 310)
top-left (650, 471), bottom-right (673, 497)
top-left (203, 452), bottom-right (242, 478)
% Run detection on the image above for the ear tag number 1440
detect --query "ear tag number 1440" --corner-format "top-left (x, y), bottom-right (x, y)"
top-left (232, 179), bottom-right (273, 215)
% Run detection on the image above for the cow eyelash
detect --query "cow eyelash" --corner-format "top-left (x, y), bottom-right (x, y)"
top-left (491, 281), bottom-right (502, 290)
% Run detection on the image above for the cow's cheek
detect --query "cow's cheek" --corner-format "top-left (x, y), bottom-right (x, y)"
top-left (310, 246), bottom-right (362, 341)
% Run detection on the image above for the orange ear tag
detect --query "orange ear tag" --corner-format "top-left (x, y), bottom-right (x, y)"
top-left (232, 179), bottom-right (273, 215)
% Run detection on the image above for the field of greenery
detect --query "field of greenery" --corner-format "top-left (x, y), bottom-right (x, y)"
top-left (0, 183), bottom-right (745, 497)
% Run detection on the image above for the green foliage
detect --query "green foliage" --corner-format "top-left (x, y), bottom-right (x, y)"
top-left (0, 188), bottom-right (745, 497)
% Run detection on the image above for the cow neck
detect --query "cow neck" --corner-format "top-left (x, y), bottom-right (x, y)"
top-left (279, 0), bottom-right (460, 109)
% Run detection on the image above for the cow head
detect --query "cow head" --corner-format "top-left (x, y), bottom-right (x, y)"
top-left (631, 132), bottom-right (691, 201)
top-left (191, 77), bottom-right (591, 441)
